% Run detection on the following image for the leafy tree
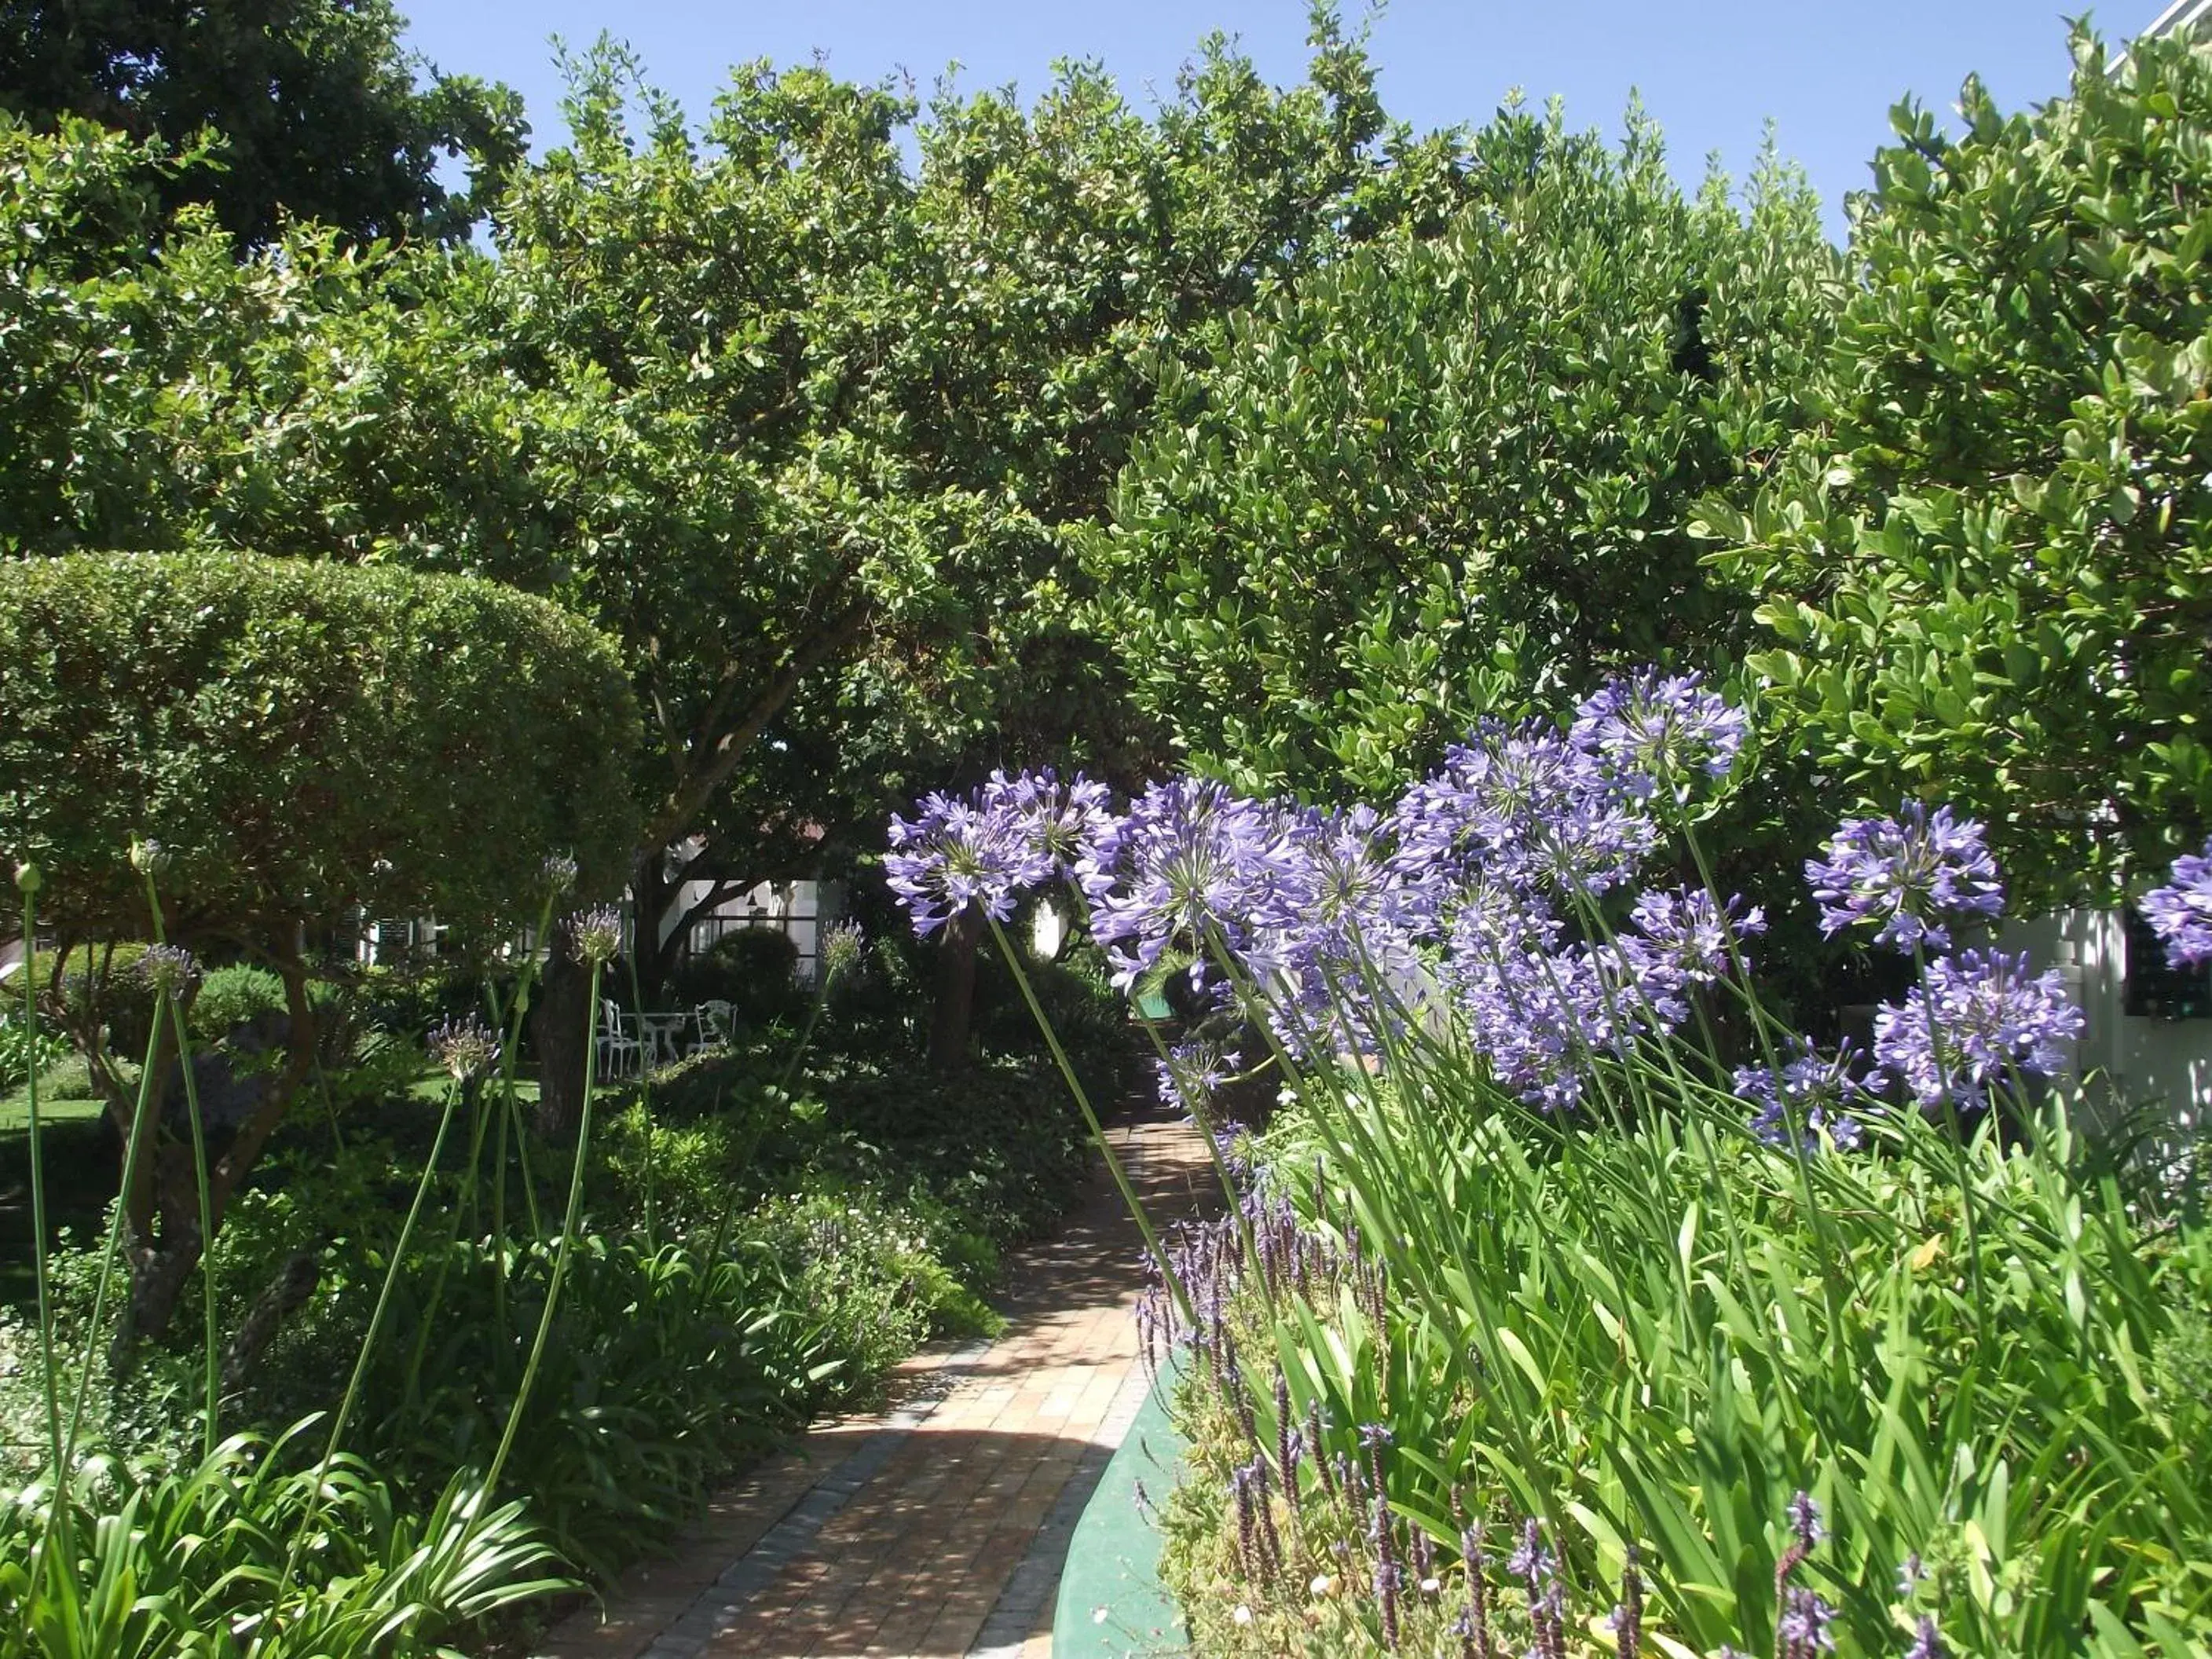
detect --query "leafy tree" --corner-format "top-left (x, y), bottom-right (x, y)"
top-left (0, 0), bottom-right (523, 245)
top-left (0, 551), bottom-right (639, 1346)
top-left (1701, 27), bottom-right (2212, 910)
top-left (1084, 104), bottom-right (1840, 798)
top-left (0, 13), bottom-right (1483, 1096)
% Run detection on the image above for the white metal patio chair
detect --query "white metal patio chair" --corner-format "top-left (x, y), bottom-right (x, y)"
top-left (597, 998), bottom-right (641, 1079)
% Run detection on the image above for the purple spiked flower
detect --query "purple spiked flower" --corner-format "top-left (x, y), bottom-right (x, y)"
top-left (886, 790), bottom-right (1043, 936)
top-left (1873, 948), bottom-right (2085, 1110)
top-left (1804, 803), bottom-right (2005, 954)
top-left (1904, 1615), bottom-right (1949, 1659)
top-left (1736, 1042), bottom-right (1872, 1152)
top-left (1087, 778), bottom-right (1291, 994)
top-left (1570, 668), bottom-right (1749, 799)
top-left (1777, 1588), bottom-right (1837, 1657)
top-left (2141, 838), bottom-right (2212, 969)
top-left (1786, 1490), bottom-right (1826, 1551)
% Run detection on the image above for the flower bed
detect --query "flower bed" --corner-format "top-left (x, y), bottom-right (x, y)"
top-left (892, 673), bottom-right (2212, 1657)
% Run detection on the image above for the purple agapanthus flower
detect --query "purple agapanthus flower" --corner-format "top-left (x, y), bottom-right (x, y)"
top-left (1873, 948), bottom-right (2084, 1110)
top-left (2141, 838), bottom-right (2212, 969)
top-left (1569, 668), bottom-right (1749, 799)
top-left (886, 790), bottom-right (1045, 936)
top-left (1735, 1041), bottom-right (1873, 1152)
top-left (1450, 933), bottom-right (1622, 1112)
top-left (980, 767), bottom-right (1123, 899)
top-left (1610, 885), bottom-right (1765, 1022)
top-left (1804, 803), bottom-right (2005, 954)
top-left (1155, 1037), bottom-right (1240, 1118)
top-left (1087, 779), bottom-right (1291, 993)
top-left (1390, 719), bottom-right (1659, 903)
top-left (1250, 804), bottom-right (1431, 1052)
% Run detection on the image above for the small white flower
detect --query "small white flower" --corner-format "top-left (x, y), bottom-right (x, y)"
top-left (1309, 1574), bottom-right (1335, 1597)
top-left (1421, 1577), bottom-right (1441, 1595)
top-left (1231, 1605), bottom-right (1253, 1626)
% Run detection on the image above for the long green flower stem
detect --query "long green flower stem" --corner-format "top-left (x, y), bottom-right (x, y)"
top-left (258, 1064), bottom-right (466, 1653)
top-left (63, 958), bottom-right (170, 1473)
top-left (624, 950), bottom-right (663, 1251)
top-left (1910, 939), bottom-right (1990, 1317)
top-left (16, 876), bottom-right (71, 1615)
top-left (15, 881), bottom-right (60, 1484)
top-left (983, 913), bottom-right (1189, 1325)
top-left (141, 870), bottom-right (220, 1459)
top-left (479, 961), bottom-right (605, 1503)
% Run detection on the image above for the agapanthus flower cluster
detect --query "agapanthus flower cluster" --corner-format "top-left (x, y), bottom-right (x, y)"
top-left (1736, 1042), bottom-right (1872, 1153)
top-left (1804, 803), bottom-right (2005, 954)
top-left (572, 905), bottom-right (624, 966)
top-left (428, 1013), bottom-right (500, 1082)
top-left (819, 917), bottom-right (866, 980)
top-left (1873, 949), bottom-right (2084, 1110)
top-left (1569, 668), bottom-right (1749, 799)
top-left (1088, 779), bottom-right (1292, 994)
top-left (1391, 719), bottom-right (1659, 903)
top-left (885, 791), bottom-right (1042, 936)
top-left (980, 767), bottom-right (1121, 898)
top-left (2141, 837), bottom-right (2212, 969)
top-left (1155, 1036), bottom-right (1241, 1119)
top-left (135, 943), bottom-right (201, 999)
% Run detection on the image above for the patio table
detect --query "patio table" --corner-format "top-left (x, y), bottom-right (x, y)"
top-left (636, 1011), bottom-right (693, 1071)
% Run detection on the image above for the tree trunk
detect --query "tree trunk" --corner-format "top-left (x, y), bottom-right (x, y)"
top-left (929, 905), bottom-right (980, 1073)
top-left (111, 961), bottom-right (318, 1364)
top-left (533, 928), bottom-right (591, 1141)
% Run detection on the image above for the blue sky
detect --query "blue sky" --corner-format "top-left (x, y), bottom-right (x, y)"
top-left (399, 2), bottom-right (2145, 238)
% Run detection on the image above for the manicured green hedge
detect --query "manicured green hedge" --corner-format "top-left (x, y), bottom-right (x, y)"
top-left (0, 551), bottom-right (640, 944)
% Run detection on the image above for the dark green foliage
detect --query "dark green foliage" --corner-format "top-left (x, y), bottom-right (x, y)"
top-left (1088, 107), bottom-right (1841, 797)
top-left (1703, 26), bottom-right (2212, 907)
top-left (0, 0), bottom-right (523, 247)
top-left (672, 928), bottom-right (804, 1031)
top-left (0, 551), bottom-right (640, 947)
top-left (188, 965), bottom-right (287, 1043)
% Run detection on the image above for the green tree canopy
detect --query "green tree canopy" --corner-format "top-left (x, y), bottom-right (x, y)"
top-left (1084, 105), bottom-right (1841, 798)
top-left (1701, 27), bottom-right (2212, 909)
top-left (0, 551), bottom-right (639, 948)
top-left (0, 0), bottom-right (523, 245)
top-left (0, 14), bottom-right (1482, 998)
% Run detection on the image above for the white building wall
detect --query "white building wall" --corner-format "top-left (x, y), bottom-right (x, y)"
top-left (2002, 908), bottom-right (2212, 1134)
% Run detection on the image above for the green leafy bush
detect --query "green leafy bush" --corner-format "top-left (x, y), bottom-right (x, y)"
top-left (0, 551), bottom-right (640, 947)
top-left (188, 965), bottom-right (287, 1043)
top-left (1703, 25), bottom-right (2212, 906)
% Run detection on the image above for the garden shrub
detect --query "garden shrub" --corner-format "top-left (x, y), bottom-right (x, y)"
top-left (1704, 24), bottom-right (2212, 907)
top-left (0, 551), bottom-right (639, 946)
top-left (189, 963), bottom-right (287, 1042)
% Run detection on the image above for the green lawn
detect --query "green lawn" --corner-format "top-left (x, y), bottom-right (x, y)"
top-left (0, 1060), bottom-right (108, 1133)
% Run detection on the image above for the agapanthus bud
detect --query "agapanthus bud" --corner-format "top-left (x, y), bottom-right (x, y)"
top-left (541, 852), bottom-right (579, 896)
top-left (573, 905), bottom-right (623, 966)
top-left (429, 1013), bottom-right (500, 1082)
top-left (820, 918), bottom-right (865, 979)
top-left (129, 838), bottom-right (170, 876)
top-left (136, 943), bottom-right (200, 998)
top-left (13, 861), bottom-right (40, 896)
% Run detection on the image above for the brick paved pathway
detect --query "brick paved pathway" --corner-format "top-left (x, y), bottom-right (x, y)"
top-left (533, 1107), bottom-right (1208, 1659)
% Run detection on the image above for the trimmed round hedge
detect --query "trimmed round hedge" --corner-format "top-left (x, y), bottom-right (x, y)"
top-left (0, 551), bottom-right (640, 946)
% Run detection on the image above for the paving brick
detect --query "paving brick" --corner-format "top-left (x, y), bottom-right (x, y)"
top-left (540, 1111), bottom-right (1207, 1659)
